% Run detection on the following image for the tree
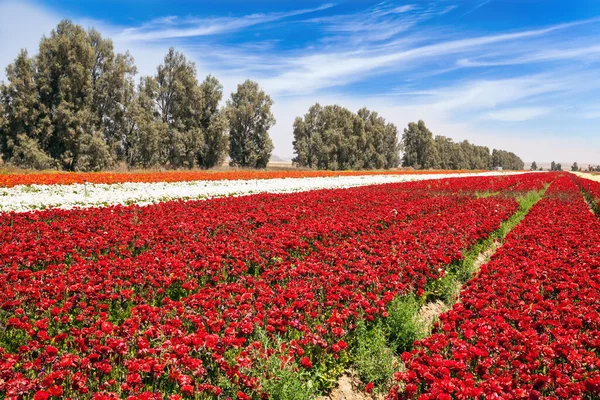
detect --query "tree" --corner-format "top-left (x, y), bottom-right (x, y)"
top-left (153, 48), bottom-right (204, 168)
top-left (491, 149), bottom-right (524, 170)
top-left (123, 77), bottom-right (164, 168)
top-left (226, 80), bottom-right (275, 168)
top-left (196, 75), bottom-right (228, 169)
top-left (35, 20), bottom-right (103, 170)
top-left (556, 163), bottom-right (563, 171)
top-left (530, 161), bottom-right (538, 171)
top-left (358, 108), bottom-right (400, 169)
top-left (87, 28), bottom-right (138, 161)
top-left (292, 104), bottom-right (322, 169)
top-left (571, 162), bottom-right (579, 172)
top-left (551, 161), bottom-right (556, 171)
top-left (401, 120), bottom-right (434, 169)
top-left (0, 50), bottom-right (52, 168)
top-left (1, 20), bottom-right (234, 171)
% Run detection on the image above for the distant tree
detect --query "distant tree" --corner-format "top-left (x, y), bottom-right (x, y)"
top-left (401, 120), bottom-right (435, 169)
top-left (0, 50), bottom-right (53, 169)
top-left (125, 77), bottom-right (165, 168)
top-left (153, 47), bottom-right (205, 168)
top-left (432, 136), bottom-right (454, 169)
top-left (293, 104), bottom-right (360, 170)
top-left (87, 28), bottom-right (137, 161)
top-left (196, 75), bottom-right (228, 169)
top-left (226, 80), bottom-right (275, 168)
top-left (293, 104), bottom-right (400, 170)
top-left (571, 162), bottom-right (579, 172)
top-left (556, 163), bottom-right (562, 171)
top-left (550, 161), bottom-right (556, 171)
top-left (530, 161), bottom-right (538, 171)
top-left (399, 121), bottom-right (522, 171)
top-left (358, 108), bottom-right (401, 169)
top-left (292, 104), bottom-right (322, 169)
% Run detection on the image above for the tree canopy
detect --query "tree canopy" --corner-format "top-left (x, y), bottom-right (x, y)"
top-left (226, 80), bottom-right (275, 169)
top-left (292, 104), bottom-right (400, 170)
top-left (401, 120), bottom-right (524, 170)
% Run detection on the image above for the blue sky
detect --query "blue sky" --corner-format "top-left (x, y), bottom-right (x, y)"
top-left (1, 0), bottom-right (599, 164)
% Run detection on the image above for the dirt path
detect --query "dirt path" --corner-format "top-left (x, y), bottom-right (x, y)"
top-left (319, 374), bottom-right (385, 400)
top-left (572, 171), bottom-right (600, 183)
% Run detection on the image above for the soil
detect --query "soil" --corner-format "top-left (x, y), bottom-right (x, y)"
top-left (319, 372), bottom-right (385, 400)
top-left (572, 171), bottom-right (600, 183)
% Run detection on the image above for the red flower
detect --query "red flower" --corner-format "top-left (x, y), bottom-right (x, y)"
top-left (299, 357), bottom-right (313, 369)
top-left (237, 391), bottom-right (251, 400)
top-left (33, 391), bottom-right (50, 400)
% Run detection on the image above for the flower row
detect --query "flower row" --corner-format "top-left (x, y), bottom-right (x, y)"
top-left (0, 169), bottom-right (481, 188)
top-left (390, 175), bottom-right (600, 399)
top-left (0, 172), bottom-right (519, 213)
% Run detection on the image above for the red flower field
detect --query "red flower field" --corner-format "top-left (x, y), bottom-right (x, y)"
top-left (3, 172), bottom-right (598, 399)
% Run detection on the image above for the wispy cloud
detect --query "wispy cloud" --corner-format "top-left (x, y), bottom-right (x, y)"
top-left (462, 0), bottom-right (494, 17)
top-left (305, 2), bottom-right (449, 44)
top-left (457, 44), bottom-right (600, 67)
top-left (482, 107), bottom-right (552, 122)
top-left (582, 106), bottom-right (600, 119)
top-left (246, 18), bottom-right (600, 95)
top-left (118, 3), bottom-right (335, 41)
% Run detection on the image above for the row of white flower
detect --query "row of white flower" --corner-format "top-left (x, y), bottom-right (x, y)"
top-left (0, 171), bottom-right (521, 213)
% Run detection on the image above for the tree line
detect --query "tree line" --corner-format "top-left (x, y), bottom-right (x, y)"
top-left (0, 20), bottom-right (274, 171)
top-left (400, 120), bottom-right (524, 170)
top-left (1, 20), bottom-right (526, 172)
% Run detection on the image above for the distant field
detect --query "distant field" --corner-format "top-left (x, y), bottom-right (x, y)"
top-left (0, 167), bottom-right (483, 187)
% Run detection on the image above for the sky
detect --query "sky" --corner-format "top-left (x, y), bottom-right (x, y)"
top-left (1, 0), bottom-right (599, 165)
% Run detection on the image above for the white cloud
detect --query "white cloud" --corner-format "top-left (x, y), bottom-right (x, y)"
top-left (0, 1), bottom-right (59, 82)
top-left (482, 107), bottom-right (551, 122)
top-left (233, 18), bottom-right (600, 96)
top-left (457, 44), bottom-right (600, 67)
top-left (117, 4), bottom-right (335, 42)
top-left (461, 0), bottom-right (494, 17)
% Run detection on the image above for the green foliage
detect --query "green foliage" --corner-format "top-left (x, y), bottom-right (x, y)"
top-left (531, 161), bottom-right (538, 171)
top-left (550, 161), bottom-right (563, 171)
top-left (571, 162), bottom-right (579, 172)
top-left (292, 104), bottom-right (400, 170)
top-left (259, 357), bottom-right (319, 400)
top-left (491, 148), bottom-right (524, 170)
top-left (384, 295), bottom-right (424, 354)
top-left (226, 80), bottom-right (275, 168)
top-left (10, 134), bottom-right (55, 169)
top-left (425, 272), bottom-right (461, 304)
top-left (400, 120), bottom-right (524, 170)
top-left (401, 120), bottom-right (435, 169)
top-left (197, 76), bottom-right (229, 169)
top-left (125, 77), bottom-right (165, 168)
top-left (351, 321), bottom-right (396, 390)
